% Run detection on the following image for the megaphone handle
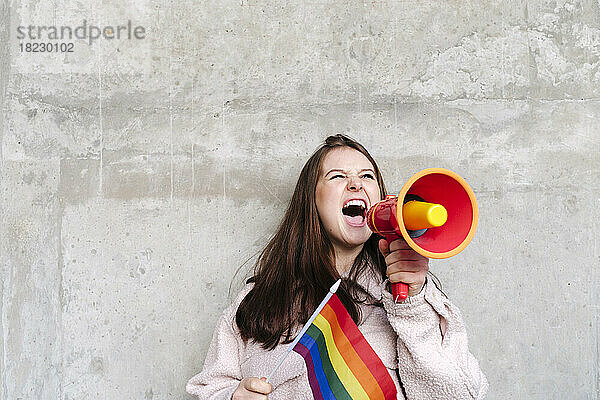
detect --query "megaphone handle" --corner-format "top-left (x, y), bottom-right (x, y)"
top-left (383, 234), bottom-right (410, 302)
top-left (391, 282), bottom-right (409, 302)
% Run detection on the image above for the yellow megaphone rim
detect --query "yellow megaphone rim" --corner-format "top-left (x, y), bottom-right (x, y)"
top-left (396, 168), bottom-right (479, 259)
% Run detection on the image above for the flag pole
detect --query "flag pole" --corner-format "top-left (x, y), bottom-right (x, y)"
top-left (265, 279), bottom-right (342, 383)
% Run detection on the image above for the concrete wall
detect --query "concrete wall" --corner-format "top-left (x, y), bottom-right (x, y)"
top-left (1, 1), bottom-right (599, 399)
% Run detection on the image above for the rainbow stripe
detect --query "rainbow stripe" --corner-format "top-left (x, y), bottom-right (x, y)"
top-left (293, 294), bottom-right (397, 400)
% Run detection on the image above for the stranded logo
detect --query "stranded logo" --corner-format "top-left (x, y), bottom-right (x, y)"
top-left (16, 20), bottom-right (146, 53)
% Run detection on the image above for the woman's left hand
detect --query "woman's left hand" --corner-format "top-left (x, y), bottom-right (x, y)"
top-left (378, 238), bottom-right (429, 297)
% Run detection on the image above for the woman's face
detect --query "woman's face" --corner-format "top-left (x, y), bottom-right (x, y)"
top-left (315, 147), bottom-right (381, 251)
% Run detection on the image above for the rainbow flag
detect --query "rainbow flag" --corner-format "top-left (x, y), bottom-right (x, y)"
top-left (292, 293), bottom-right (397, 400)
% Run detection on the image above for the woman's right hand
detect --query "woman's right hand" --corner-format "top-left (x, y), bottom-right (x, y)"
top-left (232, 377), bottom-right (273, 399)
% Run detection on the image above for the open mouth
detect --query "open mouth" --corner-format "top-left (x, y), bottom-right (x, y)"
top-left (342, 199), bottom-right (367, 227)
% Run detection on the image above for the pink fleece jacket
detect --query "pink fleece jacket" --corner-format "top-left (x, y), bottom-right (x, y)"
top-left (186, 267), bottom-right (488, 399)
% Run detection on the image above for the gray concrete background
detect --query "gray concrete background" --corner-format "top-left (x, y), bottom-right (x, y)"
top-left (1, 0), bottom-right (599, 399)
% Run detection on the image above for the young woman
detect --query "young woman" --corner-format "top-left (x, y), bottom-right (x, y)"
top-left (186, 135), bottom-right (488, 400)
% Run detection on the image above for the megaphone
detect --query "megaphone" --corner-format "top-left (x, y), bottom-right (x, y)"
top-left (366, 168), bottom-right (478, 302)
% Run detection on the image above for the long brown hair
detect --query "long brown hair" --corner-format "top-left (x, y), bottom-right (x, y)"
top-left (236, 134), bottom-right (388, 350)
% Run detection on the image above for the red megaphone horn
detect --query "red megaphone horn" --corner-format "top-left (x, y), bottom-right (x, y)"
top-left (366, 168), bottom-right (479, 302)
